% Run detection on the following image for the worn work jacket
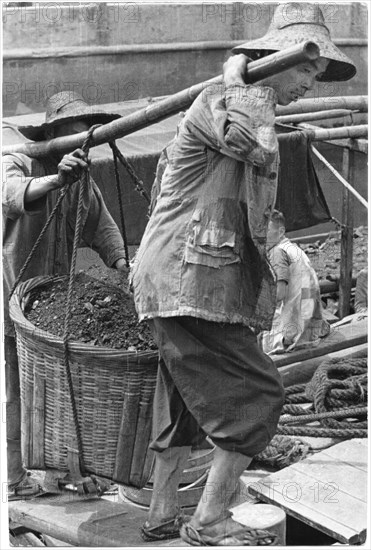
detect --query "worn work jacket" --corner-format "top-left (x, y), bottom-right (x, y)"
top-left (131, 83), bottom-right (279, 331)
top-left (3, 152), bottom-right (126, 336)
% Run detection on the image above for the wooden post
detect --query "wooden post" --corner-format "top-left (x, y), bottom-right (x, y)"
top-left (338, 145), bottom-right (355, 318)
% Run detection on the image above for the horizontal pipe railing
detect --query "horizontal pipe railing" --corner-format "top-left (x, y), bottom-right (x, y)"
top-left (3, 38), bottom-right (368, 60)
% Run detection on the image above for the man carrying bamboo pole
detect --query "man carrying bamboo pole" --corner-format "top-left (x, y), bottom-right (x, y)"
top-left (3, 92), bottom-right (128, 499)
top-left (131, 3), bottom-right (356, 545)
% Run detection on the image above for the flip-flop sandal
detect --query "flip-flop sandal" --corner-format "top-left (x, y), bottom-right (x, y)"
top-left (180, 512), bottom-right (278, 546)
top-left (141, 511), bottom-right (190, 542)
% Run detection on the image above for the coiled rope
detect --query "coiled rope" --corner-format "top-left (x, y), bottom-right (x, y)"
top-left (278, 353), bottom-right (368, 439)
top-left (254, 351), bottom-right (367, 469)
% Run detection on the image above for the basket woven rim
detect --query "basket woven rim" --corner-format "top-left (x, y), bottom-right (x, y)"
top-left (9, 275), bottom-right (158, 359)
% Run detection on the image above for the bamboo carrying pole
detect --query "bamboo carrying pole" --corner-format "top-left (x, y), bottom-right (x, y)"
top-left (4, 102), bottom-right (367, 159)
top-left (2, 41), bottom-right (324, 158)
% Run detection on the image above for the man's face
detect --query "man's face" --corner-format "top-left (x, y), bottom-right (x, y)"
top-left (263, 57), bottom-right (329, 106)
top-left (53, 119), bottom-right (90, 137)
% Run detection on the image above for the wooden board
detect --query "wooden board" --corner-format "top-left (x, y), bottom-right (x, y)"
top-left (8, 492), bottom-right (166, 547)
top-left (278, 343), bottom-right (368, 387)
top-left (248, 439), bottom-right (368, 544)
top-left (272, 317), bottom-right (367, 368)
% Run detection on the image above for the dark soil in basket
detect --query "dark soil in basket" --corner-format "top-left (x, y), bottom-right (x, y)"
top-left (25, 273), bottom-right (158, 351)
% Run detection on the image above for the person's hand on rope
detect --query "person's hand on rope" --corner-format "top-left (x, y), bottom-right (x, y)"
top-left (57, 149), bottom-right (90, 188)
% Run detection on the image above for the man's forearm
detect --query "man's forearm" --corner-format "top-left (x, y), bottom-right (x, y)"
top-left (276, 280), bottom-right (288, 303)
top-left (24, 175), bottom-right (60, 204)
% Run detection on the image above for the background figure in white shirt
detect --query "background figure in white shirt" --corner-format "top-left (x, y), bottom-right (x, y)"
top-left (261, 210), bottom-right (330, 355)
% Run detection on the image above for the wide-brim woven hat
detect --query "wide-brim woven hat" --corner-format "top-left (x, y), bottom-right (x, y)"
top-left (18, 91), bottom-right (121, 141)
top-left (232, 3), bottom-right (356, 81)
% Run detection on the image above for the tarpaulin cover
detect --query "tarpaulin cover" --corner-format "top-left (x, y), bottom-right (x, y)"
top-left (3, 99), bottom-right (331, 244)
top-left (276, 128), bottom-right (332, 231)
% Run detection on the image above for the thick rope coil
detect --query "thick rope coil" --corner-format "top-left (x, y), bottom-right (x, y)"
top-left (277, 425), bottom-right (367, 438)
top-left (284, 383), bottom-right (307, 396)
top-left (281, 403), bottom-right (313, 415)
top-left (255, 352), bottom-right (368, 469)
top-left (281, 353), bottom-right (368, 439)
top-left (280, 406), bottom-right (367, 424)
top-left (307, 357), bottom-right (367, 430)
top-left (254, 435), bottom-right (310, 469)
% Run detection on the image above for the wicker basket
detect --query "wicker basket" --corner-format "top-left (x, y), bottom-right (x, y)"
top-left (9, 275), bottom-right (159, 488)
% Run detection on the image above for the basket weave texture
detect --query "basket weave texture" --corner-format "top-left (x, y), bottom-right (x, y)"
top-left (9, 275), bottom-right (159, 488)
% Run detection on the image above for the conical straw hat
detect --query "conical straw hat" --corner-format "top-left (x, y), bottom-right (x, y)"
top-left (18, 91), bottom-right (121, 141)
top-left (232, 3), bottom-right (356, 81)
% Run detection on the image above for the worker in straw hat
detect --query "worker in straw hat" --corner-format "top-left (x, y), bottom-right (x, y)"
top-left (131, 2), bottom-right (356, 545)
top-left (3, 91), bottom-right (128, 499)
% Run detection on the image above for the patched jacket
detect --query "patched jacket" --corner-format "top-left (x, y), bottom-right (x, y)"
top-left (131, 83), bottom-right (279, 331)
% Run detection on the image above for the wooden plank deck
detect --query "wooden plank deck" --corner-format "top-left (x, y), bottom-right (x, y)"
top-left (8, 492), bottom-right (165, 547)
top-left (272, 316), bottom-right (367, 368)
top-left (7, 326), bottom-right (367, 546)
top-left (248, 439), bottom-right (368, 545)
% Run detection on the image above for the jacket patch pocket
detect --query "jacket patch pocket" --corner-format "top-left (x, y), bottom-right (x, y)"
top-left (185, 215), bottom-right (241, 268)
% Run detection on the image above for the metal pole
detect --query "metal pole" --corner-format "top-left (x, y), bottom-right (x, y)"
top-left (338, 147), bottom-right (355, 318)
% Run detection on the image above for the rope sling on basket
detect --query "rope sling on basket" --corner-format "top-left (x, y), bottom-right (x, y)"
top-left (253, 350), bottom-right (368, 470)
top-left (9, 126), bottom-right (157, 495)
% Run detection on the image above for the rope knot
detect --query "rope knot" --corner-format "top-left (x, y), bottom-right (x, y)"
top-left (81, 124), bottom-right (102, 155)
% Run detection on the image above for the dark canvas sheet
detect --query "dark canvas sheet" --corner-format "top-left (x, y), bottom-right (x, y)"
top-left (3, 102), bottom-right (331, 244)
top-left (276, 130), bottom-right (332, 231)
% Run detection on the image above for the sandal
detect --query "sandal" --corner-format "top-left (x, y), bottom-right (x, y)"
top-left (8, 471), bottom-right (46, 501)
top-left (180, 511), bottom-right (278, 546)
top-left (141, 510), bottom-right (190, 542)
